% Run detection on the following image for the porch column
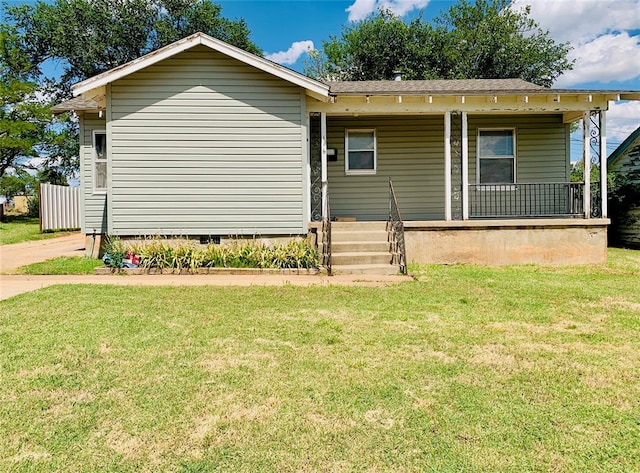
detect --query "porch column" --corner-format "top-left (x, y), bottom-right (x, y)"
top-left (461, 112), bottom-right (469, 220)
top-left (583, 111), bottom-right (591, 219)
top-left (444, 112), bottom-right (452, 221)
top-left (320, 112), bottom-right (328, 218)
top-left (599, 111), bottom-right (607, 218)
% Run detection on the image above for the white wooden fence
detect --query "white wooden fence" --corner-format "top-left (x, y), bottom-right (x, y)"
top-left (39, 183), bottom-right (80, 231)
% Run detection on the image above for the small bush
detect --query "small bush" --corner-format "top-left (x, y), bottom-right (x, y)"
top-left (26, 196), bottom-right (39, 217)
top-left (103, 236), bottom-right (128, 268)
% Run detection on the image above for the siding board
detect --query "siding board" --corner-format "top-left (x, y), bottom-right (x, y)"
top-left (108, 46), bottom-right (305, 236)
top-left (327, 114), bottom-right (568, 221)
top-left (80, 114), bottom-right (107, 233)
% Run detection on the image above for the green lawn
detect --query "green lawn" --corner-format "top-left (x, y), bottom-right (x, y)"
top-left (0, 216), bottom-right (75, 245)
top-left (11, 256), bottom-right (103, 275)
top-left (1, 249), bottom-right (639, 472)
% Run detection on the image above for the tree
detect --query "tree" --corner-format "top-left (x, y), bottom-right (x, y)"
top-left (435, 0), bottom-right (573, 87)
top-left (0, 169), bottom-right (37, 201)
top-left (306, 0), bottom-right (573, 87)
top-left (308, 9), bottom-right (440, 81)
top-left (1, 26), bottom-right (78, 178)
top-left (3, 0), bottom-right (262, 93)
top-left (1, 0), bottom-right (261, 178)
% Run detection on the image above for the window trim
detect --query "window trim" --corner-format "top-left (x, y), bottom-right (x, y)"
top-left (345, 128), bottom-right (377, 175)
top-left (476, 128), bottom-right (516, 186)
top-left (93, 130), bottom-right (107, 194)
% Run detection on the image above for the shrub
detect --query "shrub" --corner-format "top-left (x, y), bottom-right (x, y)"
top-left (103, 236), bottom-right (127, 268)
top-left (102, 236), bottom-right (319, 271)
top-left (27, 196), bottom-right (39, 217)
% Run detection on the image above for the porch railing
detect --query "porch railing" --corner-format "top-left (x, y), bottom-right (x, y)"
top-left (469, 182), bottom-right (591, 218)
top-left (321, 186), bottom-right (332, 276)
top-left (388, 178), bottom-right (407, 275)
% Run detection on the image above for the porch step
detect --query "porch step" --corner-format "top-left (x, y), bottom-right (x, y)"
top-left (331, 221), bottom-right (387, 231)
top-left (325, 221), bottom-right (401, 275)
top-left (332, 251), bottom-right (392, 266)
top-left (332, 241), bottom-right (390, 253)
top-left (331, 230), bottom-right (389, 243)
top-left (331, 263), bottom-right (401, 275)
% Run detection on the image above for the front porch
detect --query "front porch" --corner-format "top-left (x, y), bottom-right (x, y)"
top-left (308, 112), bottom-right (608, 224)
top-left (307, 110), bottom-right (610, 269)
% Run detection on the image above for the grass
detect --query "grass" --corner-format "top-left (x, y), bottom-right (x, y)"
top-left (11, 256), bottom-right (103, 275)
top-left (0, 215), bottom-right (75, 245)
top-left (1, 249), bottom-right (639, 472)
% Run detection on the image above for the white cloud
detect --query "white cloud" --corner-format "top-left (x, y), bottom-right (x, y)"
top-left (511, 0), bottom-right (640, 87)
top-left (511, 0), bottom-right (640, 44)
top-left (554, 32), bottom-right (640, 87)
top-left (265, 40), bottom-right (315, 65)
top-left (346, 0), bottom-right (430, 22)
top-left (607, 101), bottom-right (640, 144)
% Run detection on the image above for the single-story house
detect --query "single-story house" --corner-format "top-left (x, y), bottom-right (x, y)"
top-left (608, 126), bottom-right (640, 248)
top-left (53, 33), bottom-right (640, 272)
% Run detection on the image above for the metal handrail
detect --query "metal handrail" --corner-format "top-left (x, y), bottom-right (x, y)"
top-left (469, 182), bottom-right (588, 218)
top-left (388, 178), bottom-right (407, 275)
top-left (322, 185), bottom-right (332, 276)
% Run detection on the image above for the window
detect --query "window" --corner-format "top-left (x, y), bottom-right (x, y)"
top-left (93, 131), bottom-right (107, 192)
top-left (345, 129), bottom-right (376, 174)
top-left (477, 129), bottom-right (515, 184)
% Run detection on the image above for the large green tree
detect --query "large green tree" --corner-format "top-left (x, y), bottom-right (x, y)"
top-left (3, 0), bottom-right (261, 92)
top-left (0, 27), bottom-right (51, 178)
top-left (308, 0), bottom-right (573, 87)
top-left (0, 0), bottom-right (260, 178)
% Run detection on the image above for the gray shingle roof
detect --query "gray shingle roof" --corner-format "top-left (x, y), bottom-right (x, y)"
top-left (51, 96), bottom-right (102, 114)
top-left (327, 79), bottom-right (547, 95)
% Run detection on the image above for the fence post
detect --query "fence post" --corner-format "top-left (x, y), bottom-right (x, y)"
top-left (38, 183), bottom-right (43, 233)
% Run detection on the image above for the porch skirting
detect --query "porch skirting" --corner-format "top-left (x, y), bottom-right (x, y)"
top-left (404, 219), bottom-right (609, 266)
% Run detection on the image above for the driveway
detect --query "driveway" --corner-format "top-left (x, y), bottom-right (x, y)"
top-left (0, 233), bottom-right (86, 273)
top-left (0, 233), bottom-right (407, 300)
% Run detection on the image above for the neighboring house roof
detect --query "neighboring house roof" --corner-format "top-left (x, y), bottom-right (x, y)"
top-left (328, 78), bottom-right (640, 99)
top-left (71, 32), bottom-right (329, 100)
top-left (608, 126), bottom-right (640, 167)
top-left (51, 96), bottom-right (102, 115)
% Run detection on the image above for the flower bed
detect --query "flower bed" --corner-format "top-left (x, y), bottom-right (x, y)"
top-left (102, 236), bottom-right (319, 273)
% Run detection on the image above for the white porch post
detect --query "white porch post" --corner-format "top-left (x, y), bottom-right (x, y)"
top-left (461, 112), bottom-right (469, 220)
top-left (320, 112), bottom-right (328, 218)
top-left (599, 111), bottom-right (607, 218)
top-left (444, 112), bottom-right (452, 221)
top-left (583, 111), bottom-right (591, 219)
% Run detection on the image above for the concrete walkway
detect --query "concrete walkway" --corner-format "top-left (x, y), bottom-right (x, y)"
top-left (0, 234), bottom-right (408, 301)
top-left (0, 233), bottom-right (87, 272)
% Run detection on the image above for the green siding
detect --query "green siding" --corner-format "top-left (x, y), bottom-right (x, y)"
top-left (80, 114), bottom-right (107, 233)
top-left (328, 116), bottom-right (445, 221)
top-left (468, 114), bottom-right (569, 184)
top-left (327, 114), bottom-right (568, 221)
top-left (610, 133), bottom-right (640, 247)
top-left (108, 45), bottom-right (305, 236)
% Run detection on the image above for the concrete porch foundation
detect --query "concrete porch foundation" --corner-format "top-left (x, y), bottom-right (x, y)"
top-left (404, 219), bottom-right (609, 265)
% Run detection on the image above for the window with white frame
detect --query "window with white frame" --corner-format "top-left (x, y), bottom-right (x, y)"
top-left (477, 129), bottom-right (516, 184)
top-left (345, 129), bottom-right (376, 174)
top-left (93, 131), bottom-right (107, 192)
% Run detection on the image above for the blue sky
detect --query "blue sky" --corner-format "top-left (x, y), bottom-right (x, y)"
top-left (217, 0), bottom-right (640, 158)
top-left (4, 0), bottom-right (640, 156)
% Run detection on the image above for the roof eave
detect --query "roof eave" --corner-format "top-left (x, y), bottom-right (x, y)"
top-left (72, 32), bottom-right (330, 98)
top-left (608, 126), bottom-right (640, 166)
